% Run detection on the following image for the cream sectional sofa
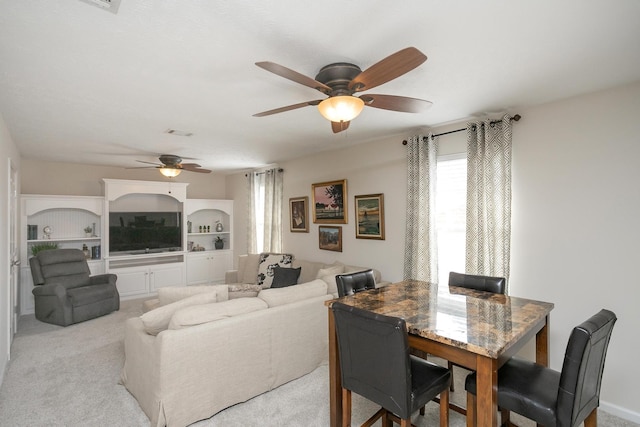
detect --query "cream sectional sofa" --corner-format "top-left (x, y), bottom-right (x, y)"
top-left (121, 254), bottom-right (388, 426)
top-left (122, 281), bottom-right (333, 427)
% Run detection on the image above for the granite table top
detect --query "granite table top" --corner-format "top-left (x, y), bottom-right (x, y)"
top-left (328, 280), bottom-right (554, 358)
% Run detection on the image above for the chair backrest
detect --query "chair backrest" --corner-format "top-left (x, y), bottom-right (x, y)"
top-left (556, 309), bottom-right (617, 427)
top-left (448, 271), bottom-right (506, 294)
top-left (29, 248), bottom-right (91, 287)
top-left (335, 269), bottom-right (376, 297)
top-left (332, 302), bottom-right (412, 418)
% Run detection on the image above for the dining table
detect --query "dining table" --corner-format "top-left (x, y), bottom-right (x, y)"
top-left (327, 280), bottom-right (554, 427)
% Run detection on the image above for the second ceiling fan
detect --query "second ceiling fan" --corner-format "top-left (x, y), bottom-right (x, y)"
top-left (253, 47), bottom-right (432, 133)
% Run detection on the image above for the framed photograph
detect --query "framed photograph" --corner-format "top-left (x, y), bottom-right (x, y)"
top-left (319, 226), bottom-right (342, 252)
top-left (289, 196), bottom-right (309, 232)
top-left (312, 179), bottom-right (347, 224)
top-left (355, 193), bottom-right (385, 240)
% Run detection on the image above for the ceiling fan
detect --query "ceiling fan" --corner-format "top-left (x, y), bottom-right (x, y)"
top-left (132, 154), bottom-right (211, 177)
top-left (253, 47), bottom-right (432, 133)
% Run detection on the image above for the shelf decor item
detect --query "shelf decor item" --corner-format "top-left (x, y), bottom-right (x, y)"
top-left (30, 242), bottom-right (59, 257)
top-left (27, 224), bottom-right (38, 240)
top-left (84, 226), bottom-right (93, 237)
top-left (214, 236), bottom-right (224, 250)
top-left (43, 226), bottom-right (52, 239)
top-left (215, 221), bottom-right (223, 232)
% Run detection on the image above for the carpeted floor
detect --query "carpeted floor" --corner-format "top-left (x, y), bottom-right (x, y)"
top-left (0, 298), bottom-right (636, 427)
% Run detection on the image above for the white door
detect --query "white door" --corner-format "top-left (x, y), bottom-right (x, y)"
top-left (8, 159), bottom-right (19, 351)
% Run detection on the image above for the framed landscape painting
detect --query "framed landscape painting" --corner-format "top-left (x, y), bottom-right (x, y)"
top-left (319, 226), bottom-right (342, 252)
top-left (355, 193), bottom-right (385, 240)
top-left (289, 196), bottom-right (309, 232)
top-left (312, 179), bottom-right (347, 224)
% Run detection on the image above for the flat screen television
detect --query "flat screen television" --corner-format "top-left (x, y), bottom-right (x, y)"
top-left (109, 212), bottom-right (182, 255)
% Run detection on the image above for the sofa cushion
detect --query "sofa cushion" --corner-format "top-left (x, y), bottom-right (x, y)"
top-left (257, 253), bottom-right (294, 288)
top-left (315, 264), bottom-right (345, 295)
top-left (168, 297), bottom-right (269, 330)
top-left (158, 285), bottom-right (226, 306)
top-left (240, 253), bottom-right (261, 284)
top-left (271, 266), bottom-right (302, 288)
top-left (140, 292), bottom-right (218, 335)
top-left (258, 279), bottom-right (328, 307)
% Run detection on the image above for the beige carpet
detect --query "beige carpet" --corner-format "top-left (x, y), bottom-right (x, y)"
top-left (0, 298), bottom-right (636, 427)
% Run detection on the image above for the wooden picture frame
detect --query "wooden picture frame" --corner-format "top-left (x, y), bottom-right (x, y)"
top-left (312, 179), bottom-right (347, 224)
top-left (355, 193), bottom-right (385, 240)
top-left (289, 196), bottom-right (309, 232)
top-left (319, 226), bottom-right (342, 252)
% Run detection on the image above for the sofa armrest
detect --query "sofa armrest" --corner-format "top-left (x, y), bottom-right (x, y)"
top-left (32, 283), bottom-right (67, 299)
top-left (90, 273), bottom-right (117, 286)
top-left (225, 270), bottom-right (239, 284)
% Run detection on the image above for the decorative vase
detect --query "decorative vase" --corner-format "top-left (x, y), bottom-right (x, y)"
top-left (214, 240), bottom-right (224, 250)
top-left (215, 222), bottom-right (223, 232)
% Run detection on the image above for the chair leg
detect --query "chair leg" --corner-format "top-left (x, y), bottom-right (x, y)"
top-left (440, 388), bottom-right (450, 427)
top-left (500, 408), bottom-right (510, 427)
top-left (448, 361), bottom-right (455, 392)
top-left (420, 406), bottom-right (425, 415)
top-left (342, 388), bottom-right (351, 427)
top-left (466, 392), bottom-right (476, 427)
top-left (584, 408), bottom-right (598, 427)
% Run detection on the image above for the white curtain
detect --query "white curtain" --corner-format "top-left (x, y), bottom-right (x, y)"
top-left (248, 168), bottom-right (283, 254)
top-left (465, 114), bottom-right (513, 285)
top-left (404, 133), bottom-right (439, 283)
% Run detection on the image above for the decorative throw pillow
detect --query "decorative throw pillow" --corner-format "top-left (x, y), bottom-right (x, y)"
top-left (140, 292), bottom-right (218, 335)
top-left (257, 253), bottom-right (294, 288)
top-left (315, 264), bottom-right (344, 295)
top-left (270, 266), bottom-right (302, 288)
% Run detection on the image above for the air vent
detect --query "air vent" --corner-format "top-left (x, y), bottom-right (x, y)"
top-left (78, 0), bottom-right (121, 14)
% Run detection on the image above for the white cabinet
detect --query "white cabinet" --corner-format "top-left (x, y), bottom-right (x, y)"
top-left (20, 195), bottom-right (105, 315)
top-left (187, 251), bottom-right (232, 285)
top-left (108, 254), bottom-right (186, 298)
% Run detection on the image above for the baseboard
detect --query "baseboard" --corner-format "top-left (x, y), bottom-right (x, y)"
top-left (0, 351), bottom-right (7, 389)
top-left (600, 400), bottom-right (640, 424)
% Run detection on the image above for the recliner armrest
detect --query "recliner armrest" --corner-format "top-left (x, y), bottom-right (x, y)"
top-left (32, 283), bottom-right (67, 299)
top-left (90, 273), bottom-right (117, 286)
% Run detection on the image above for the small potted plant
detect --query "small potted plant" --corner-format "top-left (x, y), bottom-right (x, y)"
top-left (30, 242), bottom-right (59, 257)
top-left (84, 226), bottom-right (93, 237)
top-left (214, 236), bottom-right (224, 250)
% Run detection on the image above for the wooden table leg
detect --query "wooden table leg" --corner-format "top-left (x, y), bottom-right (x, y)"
top-left (536, 315), bottom-right (550, 367)
top-left (475, 355), bottom-right (498, 427)
top-left (329, 308), bottom-right (342, 427)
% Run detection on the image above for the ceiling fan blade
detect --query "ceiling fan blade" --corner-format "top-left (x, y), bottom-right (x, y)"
top-left (253, 99), bottom-right (322, 117)
top-left (135, 160), bottom-right (162, 166)
top-left (125, 166), bottom-right (157, 170)
top-left (182, 165), bottom-right (212, 173)
top-left (256, 62), bottom-right (332, 94)
top-left (331, 121), bottom-right (350, 133)
top-left (349, 47), bottom-right (427, 92)
top-left (360, 94), bottom-right (432, 113)
top-left (179, 163), bottom-right (202, 168)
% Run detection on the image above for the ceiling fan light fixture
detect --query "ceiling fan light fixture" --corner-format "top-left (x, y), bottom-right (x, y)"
top-left (159, 167), bottom-right (181, 178)
top-left (318, 96), bottom-right (364, 122)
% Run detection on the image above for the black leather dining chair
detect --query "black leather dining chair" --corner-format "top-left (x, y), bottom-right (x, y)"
top-left (332, 301), bottom-right (451, 427)
top-left (465, 309), bottom-right (617, 427)
top-left (335, 269), bottom-right (376, 297)
top-left (447, 271), bottom-right (506, 391)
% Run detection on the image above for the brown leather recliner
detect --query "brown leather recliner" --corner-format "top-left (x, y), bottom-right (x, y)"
top-left (29, 249), bottom-right (119, 326)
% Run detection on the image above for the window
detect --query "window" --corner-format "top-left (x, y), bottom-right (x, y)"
top-left (435, 154), bottom-right (467, 285)
top-left (252, 175), bottom-right (266, 253)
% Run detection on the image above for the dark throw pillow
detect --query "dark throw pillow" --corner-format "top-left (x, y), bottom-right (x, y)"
top-left (270, 266), bottom-right (302, 288)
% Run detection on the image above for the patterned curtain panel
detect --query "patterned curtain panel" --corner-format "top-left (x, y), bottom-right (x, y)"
top-left (465, 114), bottom-right (513, 287)
top-left (404, 134), bottom-right (439, 283)
top-left (247, 168), bottom-right (283, 254)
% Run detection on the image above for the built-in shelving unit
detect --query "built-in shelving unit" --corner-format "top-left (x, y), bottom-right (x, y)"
top-left (20, 195), bottom-right (105, 314)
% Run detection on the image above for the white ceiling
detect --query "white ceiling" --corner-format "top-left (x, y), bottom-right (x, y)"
top-left (1, 0), bottom-right (639, 174)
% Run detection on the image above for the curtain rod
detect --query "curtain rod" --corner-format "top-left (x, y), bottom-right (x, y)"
top-left (402, 114), bottom-right (521, 145)
top-left (245, 168), bottom-right (284, 177)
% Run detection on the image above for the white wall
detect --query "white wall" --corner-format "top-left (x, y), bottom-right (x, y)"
top-left (226, 81), bottom-right (640, 422)
top-left (20, 158), bottom-right (227, 199)
top-left (0, 113), bottom-right (21, 387)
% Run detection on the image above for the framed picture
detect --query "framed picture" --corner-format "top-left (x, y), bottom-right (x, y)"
top-left (312, 179), bottom-right (347, 224)
top-left (355, 193), bottom-right (385, 240)
top-left (319, 225), bottom-right (342, 252)
top-left (289, 196), bottom-right (309, 232)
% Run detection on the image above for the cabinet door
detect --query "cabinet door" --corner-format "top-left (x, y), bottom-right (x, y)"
top-left (112, 267), bottom-right (149, 297)
top-left (150, 263), bottom-right (185, 291)
top-left (209, 252), bottom-right (232, 283)
top-left (186, 254), bottom-right (212, 285)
